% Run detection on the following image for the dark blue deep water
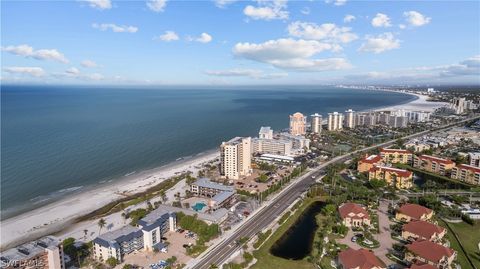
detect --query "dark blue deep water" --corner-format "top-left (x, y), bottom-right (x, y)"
top-left (1, 85), bottom-right (415, 218)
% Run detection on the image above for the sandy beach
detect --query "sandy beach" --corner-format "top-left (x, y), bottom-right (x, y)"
top-left (374, 90), bottom-right (449, 112)
top-left (0, 150), bottom-right (219, 250)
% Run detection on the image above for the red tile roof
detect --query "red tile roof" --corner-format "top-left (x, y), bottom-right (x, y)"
top-left (456, 164), bottom-right (480, 173)
top-left (418, 155), bottom-right (454, 165)
top-left (398, 204), bottom-right (433, 220)
top-left (406, 240), bottom-right (455, 263)
top-left (381, 148), bottom-right (412, 154)
top-left (338, 248), bottom-right (385, 269)
top-left (410, 263), bottom-right (437, 269)
top-left (402, 220), bottom-right (445, 240)
top-left (360, 154), bottom-right (382, 164)
top-left (369, 166), bottom-right (412, 177)
top-left (339, 203), bottom-right (370, 220)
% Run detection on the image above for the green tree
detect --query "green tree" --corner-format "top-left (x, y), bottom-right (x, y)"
top-left (105, 257), bottom-right (118, 267)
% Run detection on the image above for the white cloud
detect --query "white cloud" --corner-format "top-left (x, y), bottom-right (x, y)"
top-left (92, 23), bottom-right (138, 33)
top-left (359, 32), bottom-right (400, 53)
top-left (287, 21), bottom-right (358, 44)
top-left (155, 31), bottom-right (179, 42)
top-left (3, 67), bottom-right (46, 77)
top-left (188, 33), bottom-right (213, 43)
top-left (233, 38), bottom-right (351, 71)
top-left (343, 14), bottom-right (355, 23)
top-left (243, 0), bottom-right (289, 21)
top-left (371, 13), bottom-right (392, 28)
top-left (301, 7), bottom-right (310, 15)
top-left (325, 0), bottom-right (347, 6)
top-left (81, 60), bottom-right (98, 68)
top-left (214, 0), bottom-right (237, 8)
top-left (403, 11), bottom-right (431, 27)
top-left (66, 67), bottom-right (80, 75)
top-left (82, 0), bottom-right (112, 10)
top-left (2, 44), bottom-right (69, 63)
top-left (205, 68), bottom-right (288, 79)
top-left (146, 0), bottom-right (167, 12)
top-left (398, 24), bottom-right (406, 29)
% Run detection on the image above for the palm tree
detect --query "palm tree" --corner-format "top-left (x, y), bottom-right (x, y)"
top-left (97, 218), bottom-right (106, 235)
top-left (209, 264), bottom-right (218, 269)
top-left (83, 229), bottom-right (88, 240)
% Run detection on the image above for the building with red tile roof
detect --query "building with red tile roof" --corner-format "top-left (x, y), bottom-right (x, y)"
top-left (339, 203), bottom-right (370, 227)
top-left (380, 148), bottom-right (413, 164)
top-left (451, 164), bottom-right (480, 185)
top-left (395, 204), bottom-right (433, 222)
top-left (358, 154), bottom-right (383, 173)
top-left (368, 166), bottom-right (413, 189)
top-left (405, 240), bottom-right (456, 269)
top-left (402, 220), bottom-right (446, 243)
top-left (338, 248), bottom-right (386, 269)
top-left (413, 155), bottom-right (456, 176)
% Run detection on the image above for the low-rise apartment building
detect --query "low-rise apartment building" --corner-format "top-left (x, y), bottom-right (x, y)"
top-left (190, 178), bottom-right (235, 210)
top-left (252, 138), bottom-right (292, 156)
top-left (368, 166), bottom-right (413, 189)
top-left (450, 164), bottom-right (480, 185)
top-left (338, 203), bottom-right (370, 228)
top-left (338, 248), bottom-right (385, 269)
top-left (0, 236), bottom-right (65, 269)
top-left (396, 203), bottom-right (433, 222)
top-left (93, 208), bottom-right (176, 262)
top-left (469, 152), bottom-right (480, 167)
top-left (405, 240), bottom-right (456, 269)
top-left (357, 154), bottom-right (382, 173)
top-left (380, 148), bottom-right (413, 164)
top-left (402, 220), bottom-right (446, 243)
top-left (413, 155), bottom-right (456, 176)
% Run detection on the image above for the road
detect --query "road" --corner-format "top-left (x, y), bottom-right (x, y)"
top-left (189, 116), bottom-right (480, 269)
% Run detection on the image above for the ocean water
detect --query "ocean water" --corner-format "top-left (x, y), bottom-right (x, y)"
top-left (0, 85), bottom-right (415, 218)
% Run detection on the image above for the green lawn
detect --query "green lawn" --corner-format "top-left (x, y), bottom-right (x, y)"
top-left (251, 197), bottom-right (327, 269)
top-left (438, 219), bottom-right (479, 269)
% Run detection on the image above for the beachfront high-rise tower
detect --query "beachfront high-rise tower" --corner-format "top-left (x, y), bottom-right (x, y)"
top-left (259, 126), bottom-right (273, 139)
top-left (220, 137), bottom-right (252, 180)
top-left (344, 109), bottom-right (355, 129)
top-left (289, 112), bottom-right (306, 136)
top-left (327, 112), bottom-right (344, 131)
top-left (310, 113), bottom-right (322, 134)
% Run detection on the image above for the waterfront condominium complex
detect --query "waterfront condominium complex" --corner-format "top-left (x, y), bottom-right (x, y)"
top-left (220, 137), bottom-right (252, 180)
top-left (252, 137), bottom-right (292, 156)
top-left (93, 208), bottom-right (176, 262)
top-left (310, 113), bottom-right (322, 134)
top-left (413, 155), bottom-right (456, 176)
top-left (327, 112), bottom-right (344, 131)
top-left (451, 164), bottom-right (480, 185)
top-left (356, 112), bottom-right (377, 127)
top-left (368, 165), bottom-right (413, 189)
top-left (0, 236), bottom-right (65, 269)
top-left (344, 109), bottom-right (355, 129)
top-left (289, 112), bottom-right (306, 136)
top-left (258, 126), bottom-right (273, 139)
top-left (380, 148), bottom-right (413, 164)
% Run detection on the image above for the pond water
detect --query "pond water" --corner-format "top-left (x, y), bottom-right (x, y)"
top-left (270, 201), bottom-right (326, 260)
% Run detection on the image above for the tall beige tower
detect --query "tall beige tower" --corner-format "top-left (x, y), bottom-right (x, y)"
top-left (327, 112), bottom-right (344, 131)
top-left (344, 109), bottom-right (355, 129)
top-left (220, 137), bottom-right (251, 180)
top-left (289, 112), bottom-right (306, 136)
top-left (310, 113), bottom-right (322, 134)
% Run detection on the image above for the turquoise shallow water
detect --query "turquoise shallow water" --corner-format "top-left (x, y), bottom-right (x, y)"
top-left (0, 85), bottom-right (415, 218)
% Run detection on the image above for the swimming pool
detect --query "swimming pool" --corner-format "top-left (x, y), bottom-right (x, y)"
top-left (192, 202), bottom-right (207, 212)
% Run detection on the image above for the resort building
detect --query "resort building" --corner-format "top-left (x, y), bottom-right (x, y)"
top-left (278, 132), bottom-right (310, 154)
top-left (388, 115), bottom-right (408, 128)
top-left (252, 138), bottom-right (292, 156)
top-left (190, 178), bottom-right (236, 210)
top-left (0, 236), bottom-right (65, 269)
top-left (413, 155), bottom-right (456, 176)
top-left (258, 126), bottom-right (273, 139)
top-left (357, 154), bottom-right (383, 173)
top-left (402, 220), bottom-right (446, 243)
top-left (344, 109), bottom-right (355, 129)
top-left (450, 164), bottom-right (480, 185)
top-left (396, 203), bottom-right (433, 222)
top-left (337, 248), bottom-right (385, 269)
top-left (310, 113), bottom-right (322, 134)
top-left (93, 208), bottom-right (176, 262)
top-left (338, 203), bottom-right (371, 228)
top-left (452, 97), bottom-right (466, 114)
top-left (468, 152), bottom-right (480, 167)
top-left (380, 148), bottom-right (413, 164)
top-left (220, 137), bottom-right (252, 180)
top-left (368, 166), bottom-right (413, 189)
top-left (289, 112), bottom-right (306, 136)
top-left (356, 113), bottom-right (376, 127)
top-left (406, 111), bottom-right (431, 123)
top-left (327, 112), bottom-right (344, 131)
top-left (405, 240), bottom-right (456, 269)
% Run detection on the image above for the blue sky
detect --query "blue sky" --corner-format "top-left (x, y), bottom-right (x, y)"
top-left (1, 0), bottom-right (479, 85)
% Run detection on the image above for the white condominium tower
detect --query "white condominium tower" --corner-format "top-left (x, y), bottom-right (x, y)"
top-left (220, 137), bottom-right (252, 180)
top-left (327, 112), bottom-right (344, 131)
top-left (259, 126), bottom-right (273, 139)
top-left (289, 112), bottom-right (306, 136)
top-left (310, 113), bottom-right (322, 134)
top-left (344, 109), bottom-right (355, 129)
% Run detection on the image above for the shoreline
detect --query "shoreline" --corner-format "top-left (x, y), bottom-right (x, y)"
top-left (0, 89), bottom-right (444, 250)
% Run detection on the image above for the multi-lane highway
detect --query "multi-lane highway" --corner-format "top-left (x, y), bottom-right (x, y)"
top-left (189, 116), bottom-right (479, 269)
